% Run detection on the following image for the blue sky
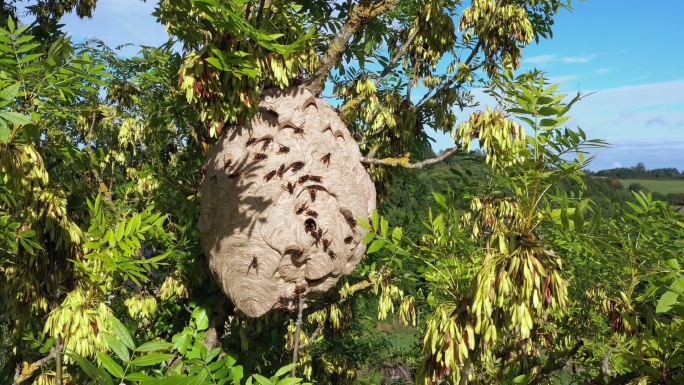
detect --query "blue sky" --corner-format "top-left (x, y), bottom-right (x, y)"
top-left (54, 0), bottom-right (684, 171)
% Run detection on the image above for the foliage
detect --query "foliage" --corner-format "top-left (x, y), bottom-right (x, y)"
top-left (1, 1), bottom-right (683, 385)
top-left (548, 190), bottom-right (684, 383)
top-left (68, 311), bottom-right (310, 385)
top-left (592, 163), bottom-right (684, 180)
top-left (363, 71), bottom-right (614, 383)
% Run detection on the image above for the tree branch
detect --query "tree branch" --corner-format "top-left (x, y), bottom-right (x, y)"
top-left (340, 22), bottom-right (421, 115)
top-left (291, 293), bottom-right (305, 377)
top-left (415, 40), bottom-right (482, 110)
top-left (306, 0), bottom-right (401, 94)
top-left (12, 345), bottom-right (61, 385)
top-left (529, 340), bottom-right (584, 385)
top-left (416, 0), bottom-right (507, 111)
top-left (360, 144), bottom-right (462, 169)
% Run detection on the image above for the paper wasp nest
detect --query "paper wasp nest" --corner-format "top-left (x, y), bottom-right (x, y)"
top-left (198, 86), bottom-right (376, 317)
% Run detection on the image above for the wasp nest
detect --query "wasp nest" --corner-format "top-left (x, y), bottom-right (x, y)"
top-left (198, 86), bottom-right (376, 317)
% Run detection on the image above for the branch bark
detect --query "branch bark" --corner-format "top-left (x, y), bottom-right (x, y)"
top-left (529, 340), bottom-right (584, 385)
top-left (360, 144), bottom-right (462, 169)
top-left (12, 345), bottom-right (61, 385)
top-left (291, 293), bottom-right (305, 378)
top-left (306, 0), bottom-right (401, 94)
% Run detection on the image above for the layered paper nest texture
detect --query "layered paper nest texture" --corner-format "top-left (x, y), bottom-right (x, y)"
top-left (198, 86), bottom-right (376, 317)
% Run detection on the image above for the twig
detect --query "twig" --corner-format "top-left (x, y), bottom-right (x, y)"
top-left (458, 358), bottom-right (472, 385)
top-left (530, 340), bottom-right (584, 385)
top-left (358, 127), bottom-right (387, 146)
top-left (298, 325), bottom-right (324, 350)
top-left (417, 0), bottom-right (506, 111)
top-left (12, 345), bottom-right (61, 385)
top-left (291, 292), bottom-right (305, 377)
top-left (415, 40), bottom-right (482, 109)
top-left (255, 0), bottom-right (267, 29)
top-left (360, 144), bottom-right (462, 169)
top-left (306, 0), bottom-right (401, 94)
top-left (602, 348), bottom-right (613, 376)
top-left (340, 22), bottom-right (421, 114)
top-left (377, 25), bottom-right (421, 83)
top-left (55, 336), bottom-right (62, 385)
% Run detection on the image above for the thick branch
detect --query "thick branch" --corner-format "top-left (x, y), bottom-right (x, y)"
top-left (360, 144), bottom-right (462, 169)
top-left (306, 0), bottom-right (401, 94)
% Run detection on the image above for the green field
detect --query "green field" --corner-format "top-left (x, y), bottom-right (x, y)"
top-left (617, 179), bottom-right (684, 195)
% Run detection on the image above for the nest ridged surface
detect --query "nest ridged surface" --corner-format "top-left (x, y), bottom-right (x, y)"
top-left (198, 86), bottom-right (376, 317)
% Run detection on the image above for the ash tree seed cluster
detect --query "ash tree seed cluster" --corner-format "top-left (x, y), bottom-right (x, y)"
top-left (198, 86), bottom-right (376, 317)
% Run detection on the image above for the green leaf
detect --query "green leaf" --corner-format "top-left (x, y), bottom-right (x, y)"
top-left (111, 316), bottom-right (135, 350)
top-left (512, 374), bottom-right (530, 383)
top-left (432, 193), bottom-right (448, 210)
top-left (666, 352), bottom-right (684, 369)
top-left (141, 376), bottom-right (190, 385)
top-left (362, 231), bottom-right (375, 245)
top-left (231, 365), bottom-right (244, 384)
top-left (18, 229), bottom-right (35, 238)
top-left (224, 352), bottom-right (238, 368)
top-left (115, 221), bottom-right (125, 242)
top-left (103, 333), bottom-right (130, 363)
top-left (97, 352), bottom-right (125, 378)
top-left (656, 290), bottom-right (680, 314)
top-left (391, 227), bottom-right (403, 245)
top-left (205, 347), bottom-right (220, 363)
top-left (539, 115), bottom-right (570, 128)
top-left (136, 341), bottom-right (174, 352)
top-left (274, 364), bottom-right (296, 377)
top-left (205, 57), bottom-right (227, 71)
top-left (371, 210), bottom-right (379, 231)
top-left (172, 330), bottom-right (193, 354)
top-left (1, 111), bottom-right (31, 125)
top-left (357, 216), bottom-right (372, 231)
top-left (16, 43), bottom-right (40, 53)
top-left (67, 352), bottom-right (114, 385)
top-left (251, 374), bottom-right (272, 385)
top-left (0, 122), bottom-right (8, 143)
top-left (125, 372), bottom-right (154, 381)
top-left (275, 378), bottom-right (302, 385)
top-left (19, 237), bottom-right (35, 254)
top-left (367, 239), bottom-right (386, 254)
top-left (0, 83), bottom-right (21, 100)
top-left (665, 258), bottom-right (680, 271)
top-left (130, 353), bottom-right (175, 367)
top-left (192, 306), bottom-right (210, 331)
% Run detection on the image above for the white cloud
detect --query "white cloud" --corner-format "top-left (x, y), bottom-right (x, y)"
top-left (522, 54), bottom-right (597, 66)
top-left (565, 80), bottom-right (684, 170)
top-left (561, 54), bottom-right (597, 63)
top-left (610, 162), bottom-right (622, 168)
top-left (547, 75), bottom-right (580, 84)
top-left (595, 68), bottom-right (611, 75)
top-left (523, 54), bottom-right (557, 64)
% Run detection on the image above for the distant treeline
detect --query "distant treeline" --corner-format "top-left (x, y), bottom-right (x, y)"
top-left (589, 162), bottom-right (684, 179)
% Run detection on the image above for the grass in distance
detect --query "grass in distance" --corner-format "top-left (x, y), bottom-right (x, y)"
top-left (618, 179), bottom-right (684, 195)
